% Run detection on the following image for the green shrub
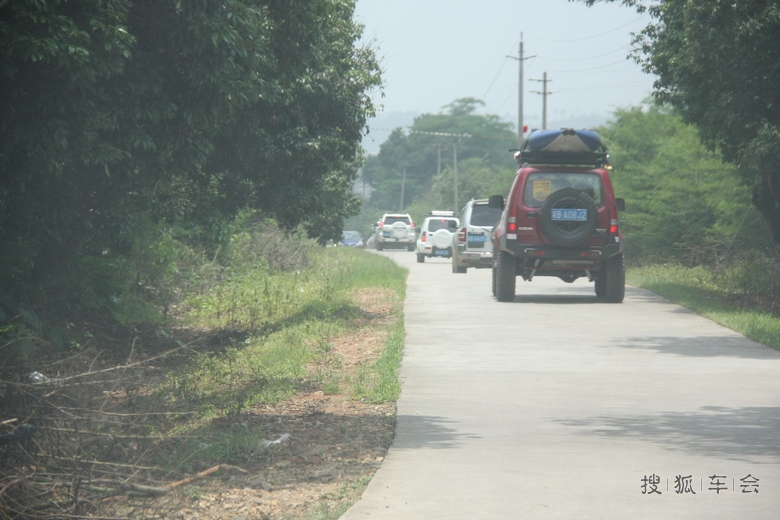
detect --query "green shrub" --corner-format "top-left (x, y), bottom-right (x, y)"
top-left (716, 251), bottom-right (780, 295)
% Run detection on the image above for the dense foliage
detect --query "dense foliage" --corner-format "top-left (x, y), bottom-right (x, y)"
top-left (0, 226), bottom-right (407, 518)
top-left (0, 0), bottom-right (379, 301)
top-left (575, 0), bottom-right (780, 243)
top-left (600, 104), bottom-right (773, 266)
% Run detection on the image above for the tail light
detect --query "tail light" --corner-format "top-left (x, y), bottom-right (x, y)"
top-left (508, 205), bottom-right (517, 233)
top-left (379, 221), bottom-right (384, 230)
top-left (609, 205), bottom-right (619, 235)
top-left (458, 227), bottom-right (467, 243)
top-left (421, 231), bottom-right (427, 243)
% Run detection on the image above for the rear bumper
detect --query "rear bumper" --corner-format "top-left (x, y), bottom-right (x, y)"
top-left (379, 236), bottom-right (414, 245)
top-left (454, 246), bottom-right (493, 268)
top-left (499, 236), bottom-right (624, 261)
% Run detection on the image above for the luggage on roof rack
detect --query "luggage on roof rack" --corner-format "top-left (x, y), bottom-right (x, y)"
top-left (516, 128), bottom-right (609, 167)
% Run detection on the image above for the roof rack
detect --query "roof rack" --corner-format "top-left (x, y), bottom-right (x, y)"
top-left (428, 210), bottom-right (455, 217)
top-left (516, 150), bottom-right (610, 168)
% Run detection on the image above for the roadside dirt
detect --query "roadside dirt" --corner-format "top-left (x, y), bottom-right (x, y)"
top-left (152, 288), bottom-right (399, 519)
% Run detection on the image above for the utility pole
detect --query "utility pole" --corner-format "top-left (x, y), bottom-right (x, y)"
top-left (407, 130), bottom-right (470, 214)
top-left (530, 72), bottom-right (559, 130)
top-left (399, 166), bottom-right (406, 211)
top-left (436, 142), bottom-right (442, 179)
top-left (506, 33), bottom-right (535, 147)
top-left (453, 142), bottom-right (459, 212)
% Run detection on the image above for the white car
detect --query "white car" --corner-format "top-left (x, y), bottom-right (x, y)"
top-left (415, 211), bottom-right (459, 263)
top-left (451, 199), bottom-right (502, 273)
top-left (375, 213), bottom-right (416, 251)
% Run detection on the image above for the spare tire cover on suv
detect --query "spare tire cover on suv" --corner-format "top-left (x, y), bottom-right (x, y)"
top-left (539, 187), bottom-right (598, 247)
top-left (391, 222), bottom-right (408, 238)
top-left (431, 229), bottom-right (452, 249)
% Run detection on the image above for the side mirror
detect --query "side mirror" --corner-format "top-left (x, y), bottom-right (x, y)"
top-left (616, 198), bottom-right (625, 211)
top-left (488, 195), bottom-right (504, 209)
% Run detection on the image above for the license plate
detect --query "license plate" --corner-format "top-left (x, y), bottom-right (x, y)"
top-left (383, 231), bottom-right (392, 237)
top-left (434, 249), bottom-right (449, 256)
top-left (551, 209), bottom-right (587, 221)
top-left (467, 234), bottom-right (487, 242)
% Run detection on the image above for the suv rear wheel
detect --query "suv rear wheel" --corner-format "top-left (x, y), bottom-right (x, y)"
top-left (495, 249), bottom-right (516, 302)
top-left (603, 254), bottom-right (625, 303)
top-left (417, 253), bottom-right (425, 263)
top-left (594, 275), bottom-right (606, 298)
top-left (452, 260), bottom-right (467, 274)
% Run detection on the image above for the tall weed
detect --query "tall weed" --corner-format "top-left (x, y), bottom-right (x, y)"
top-left (716, 251), bottom-right (780, 295)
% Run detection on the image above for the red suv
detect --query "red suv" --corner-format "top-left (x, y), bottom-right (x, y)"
top-left (489, 129), bottom-right (626, 303)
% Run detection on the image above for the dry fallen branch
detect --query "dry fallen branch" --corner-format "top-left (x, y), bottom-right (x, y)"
top-left (166, 464), bottom-right (247, 490)
top-left (92, 465), bottom-right (248, 498)
top-left (38, 339), bottom-right (202, 386)
top-left (0, 478), bottom-right (23, 499)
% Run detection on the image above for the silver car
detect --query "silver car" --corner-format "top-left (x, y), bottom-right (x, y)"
top-left (375, 213), bottom-right (416, 251)
top-left (451, 199), bottom-right (502, 273)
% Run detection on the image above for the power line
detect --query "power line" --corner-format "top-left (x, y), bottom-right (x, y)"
top-left (536, 46), bottom-right (632, 62)
top-left (482, 34), bottom-right (524, 101)
top-left (531, 58), bottom-right (633, 75)
top-left (526, 15), bottom-right (647, 43)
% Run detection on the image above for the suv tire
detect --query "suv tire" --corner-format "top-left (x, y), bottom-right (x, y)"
top-left (603, 254), bottom-right (625, 303)
top-left (417, 253), bottom-right (425, 263)
top-left (539, 188), bottom-right (598, 248)
top-left (452, 259), bottom-right (467, 274)
top-left (376, 241), bottom-right (384, 251)
top-left (594, 275), bottom-right (606, 298)
top-left (495, 249), bottom-right (516, 302)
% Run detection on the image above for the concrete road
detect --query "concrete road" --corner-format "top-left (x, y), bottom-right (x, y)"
top-left (341, 251), bottom-right (780, 519)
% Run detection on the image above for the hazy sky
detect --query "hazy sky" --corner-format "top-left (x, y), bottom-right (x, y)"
top-left (354, 0), bottom-right (657, 143)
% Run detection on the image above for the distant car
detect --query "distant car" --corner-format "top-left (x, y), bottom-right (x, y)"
top-left (451, 199), bottom-right (502, 273)
top-left (375, 213), bottom-right (416, 251)
top-left (416, 211), bottom-right (459, 263)
top-left (340, 230), bottom-right (364, 248)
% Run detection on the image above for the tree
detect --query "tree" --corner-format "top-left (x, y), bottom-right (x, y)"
top-left (0, 0), bottom-right (381, 293)
top-left (598, 104), bottom-right (771, 265)
top-left (362, 98), bottom-right (517, 216)
top-left (575, 0), bottom-right (780, 243)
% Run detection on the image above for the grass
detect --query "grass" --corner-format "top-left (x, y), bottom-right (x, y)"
top-left (349, 319), bottom-right (405, 403)
top-left (308, 476), bottom-right (373, 520)
top-left (627, 264), bottom-right (780, 350)
top-left (0, 222), bottom-right (409, 518)
top-left (149, 246), bottom-right (408, 471)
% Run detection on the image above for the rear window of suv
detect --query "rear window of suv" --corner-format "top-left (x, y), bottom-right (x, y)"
top-left (523, 173), bottom-right (603, 208)
top-left (469, 205), bottom-right (502, 227)
top-left (427, 219), bottom-right (456, 232)
top-left (383, 216), bottom-right (411, 225)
